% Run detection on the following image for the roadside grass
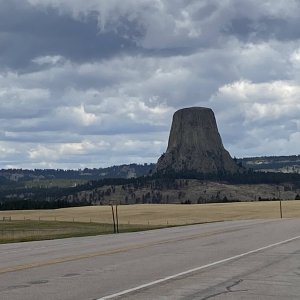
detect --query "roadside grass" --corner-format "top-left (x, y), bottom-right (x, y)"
top-left (0, 220), bottom-right (162, 244)
top-left (1, 201), bottom-right (300, 244)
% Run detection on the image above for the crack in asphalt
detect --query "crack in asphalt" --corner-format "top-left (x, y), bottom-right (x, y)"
top-left (199, 279), bottom-right (247, 300)
top-left (181, 248), bottom-right (299, 300)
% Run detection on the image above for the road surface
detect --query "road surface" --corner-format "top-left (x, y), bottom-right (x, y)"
top-left (0, 218), bottom-right (300, 299)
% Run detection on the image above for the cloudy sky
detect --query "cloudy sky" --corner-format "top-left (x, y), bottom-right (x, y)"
top-left (1, 0), bottom-right (300, 169)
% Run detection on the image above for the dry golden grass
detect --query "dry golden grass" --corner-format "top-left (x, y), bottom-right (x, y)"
top-left (1, 201), bottom-right (300, 226)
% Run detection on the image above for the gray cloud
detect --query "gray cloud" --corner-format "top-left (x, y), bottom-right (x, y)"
top-left (1, 0), bottom-right (300, 168)
top-left (0, 0), bottom-right (139, 71)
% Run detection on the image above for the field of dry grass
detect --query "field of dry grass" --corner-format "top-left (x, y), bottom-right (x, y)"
top-left (1, 201), bottom-right (300, 226)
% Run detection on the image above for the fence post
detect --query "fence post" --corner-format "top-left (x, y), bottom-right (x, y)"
top-left (116, 204), bottom-right (119, 233)
top-left (111, 205), bottom-right (116, 233)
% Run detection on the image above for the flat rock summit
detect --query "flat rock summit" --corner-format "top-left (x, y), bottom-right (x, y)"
top-left (156, 107), bottom-right (239, 174)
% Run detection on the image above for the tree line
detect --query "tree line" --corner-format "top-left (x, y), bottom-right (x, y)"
top-left (1, 170), bottom-right (300, 210)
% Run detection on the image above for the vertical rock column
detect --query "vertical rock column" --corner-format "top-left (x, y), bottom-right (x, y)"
top-left (156, 107), bottom-right (239, 174)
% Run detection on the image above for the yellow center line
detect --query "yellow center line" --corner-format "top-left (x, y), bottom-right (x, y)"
top-left (0, 226), bottom-right (246, 275)
top-left (0, 230), bottom-right (221, 274)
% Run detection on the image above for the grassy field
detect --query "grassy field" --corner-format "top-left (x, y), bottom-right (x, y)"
top-left (1, 201), bottom-right (300, 243)
top-left (1, 201), bottom-right (300, 226)
top-left (0, 220), bottom-right (161, 244)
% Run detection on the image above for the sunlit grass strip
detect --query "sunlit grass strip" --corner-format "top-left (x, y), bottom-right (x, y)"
top-left (0, 220), bottom-right (162, 244)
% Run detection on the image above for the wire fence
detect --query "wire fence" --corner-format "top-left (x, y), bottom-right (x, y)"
top-left (1, 200), bottom-right (300, 227)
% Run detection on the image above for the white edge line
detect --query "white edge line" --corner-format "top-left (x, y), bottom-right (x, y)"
top-left (98, 235), bottom-right (300, 300)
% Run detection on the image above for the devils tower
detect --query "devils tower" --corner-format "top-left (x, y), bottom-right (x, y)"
top-left (156, 107), bottom-right (239, 174)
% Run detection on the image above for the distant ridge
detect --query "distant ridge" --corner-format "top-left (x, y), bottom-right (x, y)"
top-left (238, 155), bottom-right (300, 173)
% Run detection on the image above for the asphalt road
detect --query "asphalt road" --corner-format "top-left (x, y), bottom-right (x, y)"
top-left (0, 218), bottom-right (300, 300)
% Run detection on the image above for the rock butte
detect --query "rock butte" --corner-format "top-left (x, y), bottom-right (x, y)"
top-left (156, 107), bottom-right (240, 174)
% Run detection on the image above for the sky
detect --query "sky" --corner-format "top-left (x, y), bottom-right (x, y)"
top-left (1, 0), bottom-right (300, 169)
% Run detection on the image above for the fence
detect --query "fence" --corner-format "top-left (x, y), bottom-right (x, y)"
top-left (1, 200), bottom-right (300, 227)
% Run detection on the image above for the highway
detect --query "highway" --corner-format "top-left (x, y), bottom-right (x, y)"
top-left (0, 219), bottom-right (300, 299)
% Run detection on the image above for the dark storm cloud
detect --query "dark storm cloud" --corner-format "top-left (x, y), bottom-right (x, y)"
top-left (0, 0), bottom-right (139, 71)
top-left (2, 0), bottom-right (299, 72)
